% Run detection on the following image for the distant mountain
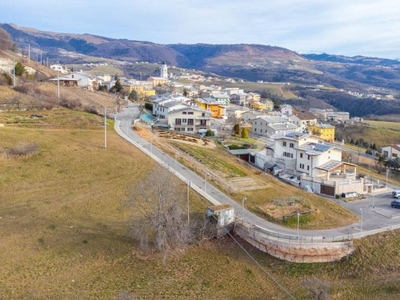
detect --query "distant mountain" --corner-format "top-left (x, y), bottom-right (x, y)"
top-left (2, 23), bottom-right (400, 118)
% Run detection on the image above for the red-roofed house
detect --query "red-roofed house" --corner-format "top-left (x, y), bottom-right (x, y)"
top-left (382, 144), bottom-right (400, 158)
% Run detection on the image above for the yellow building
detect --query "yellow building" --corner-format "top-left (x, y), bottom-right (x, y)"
top-left (122, 84), bottom-right (156, 99)
top-left (308, 123), bottom-right (335, 142)
top-left (194, 98), bottom-right (226, 118)
top-left (250, 101), bottom-right (268, 111)
top-left (147, 77), bottom-right (168, 87)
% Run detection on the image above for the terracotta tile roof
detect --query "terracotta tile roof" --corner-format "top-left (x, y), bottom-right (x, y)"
top-left (392, 144), bottom-right (400, 152)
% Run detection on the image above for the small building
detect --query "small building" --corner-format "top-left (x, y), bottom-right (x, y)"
top-left (308, 123), bottom-right (335, 142)
top-left (206, 204), bottom-right (235, 236)
top-left (147, 76), bottom-right (169, 87)
top-left (194, 98), bottom-right (226, 118)
top-left (382, 144), bottom-right (400, 158)
top-left (289, 110), bottom-right (318, 132)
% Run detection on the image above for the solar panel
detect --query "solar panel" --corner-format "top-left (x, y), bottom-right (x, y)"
top-left (313, 143), bottom-right (331, 152)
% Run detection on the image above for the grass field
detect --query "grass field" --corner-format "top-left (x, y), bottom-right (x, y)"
top-left (220, 82), bottom-right (297, 99)
top-left (2, 109), bottom-right (400, 299)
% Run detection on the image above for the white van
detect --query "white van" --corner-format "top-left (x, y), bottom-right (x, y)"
top-left (392, 190), bottom-right (400, 198)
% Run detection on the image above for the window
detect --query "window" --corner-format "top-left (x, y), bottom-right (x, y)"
top-left (307, 165), bottom-right (310, 171)
top-left (307, 155), bottom-right (310, 160)
top-left (283, 142), bottom-right (287, 147)
top-left (188, 112), bottom-right (194, 115)
top-left (182, 119), bottom-right (187, 123)
top-left (283, 152), bottom-right (294, 158)
top-left (202, 113), bottom-right (205, 117)
top-left (175, 118), bottom-right (181, 125)
top-left (289, 143), bottom-right (294, 148)
top-left (182, 111), bottom-right (187, 115)
top-left (254, 128), bottom-right (257, 132)
top-left (300, 163), bottom-right (304, 169)
top-left (300, 153), bottom-right (303, 158)
top-left (188, 119), bottom-right (194, 125)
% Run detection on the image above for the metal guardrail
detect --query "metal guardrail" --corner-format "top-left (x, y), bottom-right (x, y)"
top-left (237, 218), bottom-right (353, 244)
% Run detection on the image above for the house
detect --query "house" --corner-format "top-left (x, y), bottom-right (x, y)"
top-left (194, 98), bottom-right (226, 118)
top-left (229, 93), bottom-right (248, 106)
top-left (246, 92), bottom-right (261, 103)
top-left (381, 144), bottom-right (400, 158)
top-left (206, 204), bottom-right (235, 236)
top-left (167, 106), bottom-right (211, 133)
top-left (327, 111), bottom-right (350, 122)
top-left (147, 76), bottom-right (168, 87)
top-left (50, 72), bottom-right (95, 90)
top-left (250, 101), bottom-right (268, 111)
top-left (153, 100), bottom-right (187, 119)
top-left (308, 123), bottom-right (335, 142)
top-left (289, 110), bottom-right (317, 132)
top-left (280, 104), bottom-right (293, 116)
top-left (251, 116), bottom-right (300, 136)
top-left (241, 111), bottom-right (265, 123)
top-left (50, 64), bottom-right (68, 74)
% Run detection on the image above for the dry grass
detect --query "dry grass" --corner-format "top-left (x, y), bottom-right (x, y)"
top-left (2, 109), bottom-right (400, 299)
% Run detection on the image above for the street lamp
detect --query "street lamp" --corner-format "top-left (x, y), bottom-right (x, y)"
top-left (297, 211), bottom-right (300, 239)
top-left (187, 180), bottom-right (190, 224)
top-left (386, 168), bottom-right (389, 187)
top-left (360, 208), bottom-right (363, 231)
top-left (104, 107), bottom-right (107, 148)
top-left (372, 186), bottom-right (375, 209)
top-left (204, 172), bottom-right (209, 194)
top-left (175, 152), bottom-right (179, 170)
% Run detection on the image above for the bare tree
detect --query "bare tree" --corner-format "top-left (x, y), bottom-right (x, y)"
top-left (127, 165), bottom-right (193, 254)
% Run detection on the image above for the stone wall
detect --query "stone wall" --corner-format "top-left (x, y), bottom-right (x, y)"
top-left (235, 223), bottom-right (355, 263)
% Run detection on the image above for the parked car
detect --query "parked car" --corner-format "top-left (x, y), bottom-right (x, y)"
top-left (391, 200), bottom-right (400, 208)
top-left (392, 190), bottom-right (400, 198)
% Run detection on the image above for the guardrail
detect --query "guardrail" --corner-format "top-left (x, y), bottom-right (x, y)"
top-left (236, 218), bottom-right (353, 244)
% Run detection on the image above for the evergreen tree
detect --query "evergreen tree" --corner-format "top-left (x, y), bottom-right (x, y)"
top-left (129, 90), bottom-right (139, 101)
top-left (241, 127), bottom-right (249, 139)
top-left (14, 62), bottom-right (25, 76)
top-left (233, 124), bottom-right (240, 135)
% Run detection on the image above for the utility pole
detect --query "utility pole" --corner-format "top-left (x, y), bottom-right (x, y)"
top-left (104, 107), bottom-right (107, 148)
top-left (187, 180), bottom-right (190, 224)
top-left (13, 58), bottom-right (15, 88)
top-left (57, 70), bottom-right (60, 99)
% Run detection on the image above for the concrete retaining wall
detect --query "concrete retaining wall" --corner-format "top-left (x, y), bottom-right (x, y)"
top-left (235, 223), bottom-right (355, 263)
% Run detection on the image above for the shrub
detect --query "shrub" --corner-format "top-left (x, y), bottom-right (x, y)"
top-left (205, 129), bottom-right (215, 136)
top-left (144, 103), bottom-right (153, 111)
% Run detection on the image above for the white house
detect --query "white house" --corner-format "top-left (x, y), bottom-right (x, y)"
top-left (251, 116), bottom-right (300, 136)
top-left (153, 100), bottom-right (187, 119)
top-left (280, 104), bottom-right (293, 116)
top-left (270, 132), bottom-right (342, 177)
top-left (382, 144), bottom-right (400, 158)
top-left (167, 106), bottom-right (211, 133)
top-left (289, 111), bottom-right (318, 132)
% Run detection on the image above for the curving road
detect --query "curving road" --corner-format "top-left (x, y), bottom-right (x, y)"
top-left (115, 103), bottom-right (400, 240)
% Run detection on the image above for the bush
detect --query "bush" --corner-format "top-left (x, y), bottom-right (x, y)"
top-left (205, 129), bottom-right (215, 136)
top-left (144, 103), bottom-right (153, 111)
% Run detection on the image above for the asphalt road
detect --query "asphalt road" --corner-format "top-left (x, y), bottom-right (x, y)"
top-left (115, 104), bottom-right (400, 239)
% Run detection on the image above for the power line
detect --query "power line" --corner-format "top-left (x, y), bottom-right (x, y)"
top-left (190, 185), bottom-right (296, 299)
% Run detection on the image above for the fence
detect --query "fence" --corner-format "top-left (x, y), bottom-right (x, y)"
top-left (236, 218), bottom-right (353, 244)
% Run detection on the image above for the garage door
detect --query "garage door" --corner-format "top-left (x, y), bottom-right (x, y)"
top-left (321, 184), bottom-right (335, 196)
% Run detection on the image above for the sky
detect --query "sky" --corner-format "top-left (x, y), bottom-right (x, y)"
top-left (1, 0), bottom-right (400, 59)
